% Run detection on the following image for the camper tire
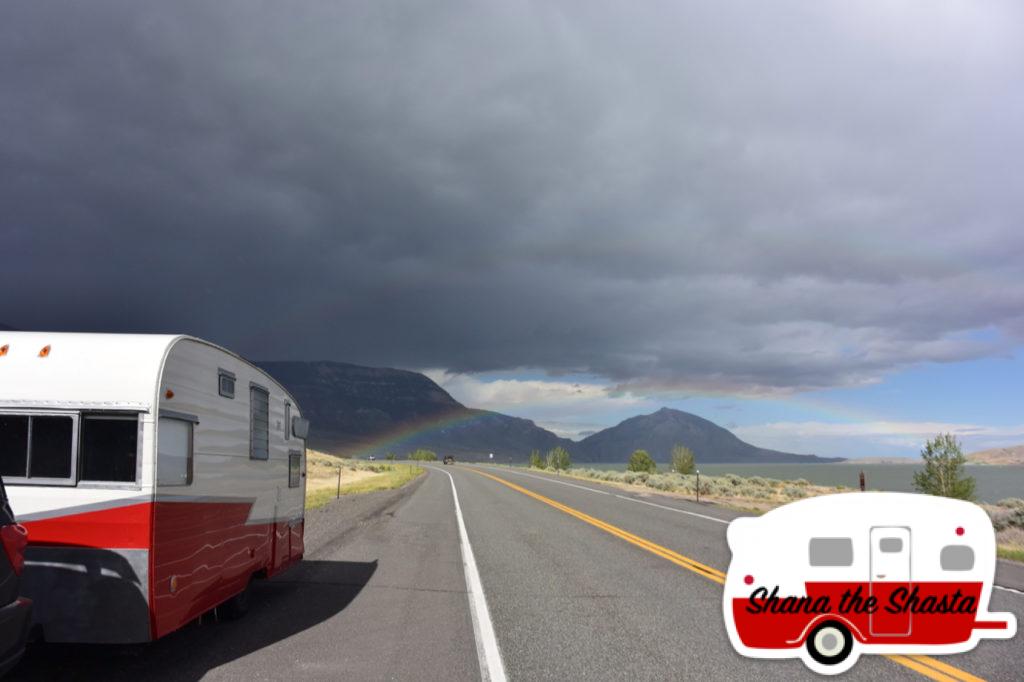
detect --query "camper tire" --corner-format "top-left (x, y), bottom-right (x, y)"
top-left (806, 621), bottom-right (853, 667)
top-left (220, 579), bottom-right (253, 620)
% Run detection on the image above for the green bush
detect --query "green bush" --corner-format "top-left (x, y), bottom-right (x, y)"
top-left (913, 434), bottom-right (976, 501)
top-left (627, 449), bottom-right (657, 473)
top-left (408, 449), bottom-right (438, 461)
top-left (671, 445), bottom-right (696, 475)
top-left (547, 446), bottom-right (571, 471)
top-left (528, 450), bottom-right (544, 469)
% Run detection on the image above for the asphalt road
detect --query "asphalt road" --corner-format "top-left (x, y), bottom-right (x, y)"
top-left (9, 465), bottom-right (1023, 680)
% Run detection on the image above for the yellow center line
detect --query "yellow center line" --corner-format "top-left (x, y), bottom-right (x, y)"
top-left (467, 467), bottom-right (988, 682)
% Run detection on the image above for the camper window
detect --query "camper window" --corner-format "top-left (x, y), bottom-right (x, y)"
top-left (879, 537), bottom-right (903, 553)
top-left (0, 416), bottom-right (29, 477)
top-left (289, 451), bottom-right (301, 487)
top-left (250, 386), bottom-right (270, 460)
top-left (940, 545), bottom-right (974, 572)
top-left (80, 416), bottom-right (138, 483)
top-left (158, 417), bottom-right (193, 486)
top-left (0, 414), bottom-right (77, 483)
top-left (218, 370), bottom-right (236, 399)
top-left (809, 538), bottom-right (853, 567)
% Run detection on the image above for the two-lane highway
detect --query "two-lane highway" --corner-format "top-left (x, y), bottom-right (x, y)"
top-left (11, 464), bottom-right (1022, 680)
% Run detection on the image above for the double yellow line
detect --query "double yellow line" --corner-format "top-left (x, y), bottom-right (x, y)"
top-left (468, 467), bottom-right (986, 682)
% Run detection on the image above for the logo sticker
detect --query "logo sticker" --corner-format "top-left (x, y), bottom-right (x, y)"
top-left (722, 492), bottom-right (1017, 675)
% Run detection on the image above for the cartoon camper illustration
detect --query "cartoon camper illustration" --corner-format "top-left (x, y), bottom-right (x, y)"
top-left (723, 492), bottom-right (1017, 675)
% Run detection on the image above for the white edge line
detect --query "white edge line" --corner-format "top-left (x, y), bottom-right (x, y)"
top-left (614, 494), bottom-right (730, 525)
top-left (994, 584), bottom-right (1024, 596)
top-left (434, 467), bottom-right (507, 682)
top-left (478, 465), bottom-right (610, 495)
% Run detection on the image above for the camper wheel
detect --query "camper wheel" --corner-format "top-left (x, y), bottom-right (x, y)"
top-left (220, 579), bottom-right (253, 620)
top-left (806, 621), bottom-right (853, 667)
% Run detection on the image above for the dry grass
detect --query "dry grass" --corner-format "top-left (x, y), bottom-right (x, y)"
top-left (545, 467), bottom-right (1024, 562)
top-left (305, 450), bottom-right (423, 509)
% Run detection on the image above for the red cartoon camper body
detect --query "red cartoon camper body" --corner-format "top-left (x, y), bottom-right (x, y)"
top-left (723, 492), bottom-right (1016, 674)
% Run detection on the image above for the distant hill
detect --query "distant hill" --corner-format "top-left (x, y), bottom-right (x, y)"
top-left (257, 361), bottom-right (573, 459)
top-left (257, 362), bottom-right (837, 464)
top-left (577, 407), bottom-right (843, 464)
top-left (968, 445), bottom-right (1024, 465)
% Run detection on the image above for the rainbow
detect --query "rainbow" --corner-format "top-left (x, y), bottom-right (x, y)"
top-left (331, 409), bottom-right (503, 459)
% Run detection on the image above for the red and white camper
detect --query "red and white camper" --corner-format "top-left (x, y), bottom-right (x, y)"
top-left (724, 492), bottom-right (1016, 675)
top-left (0, 332), bottom-right (308, 642)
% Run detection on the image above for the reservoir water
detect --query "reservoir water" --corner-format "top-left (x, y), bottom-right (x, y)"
top-left (579, 462), bottom-right (1024, 503)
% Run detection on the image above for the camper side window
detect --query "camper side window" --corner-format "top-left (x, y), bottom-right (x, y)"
top-left (0, 414), bottom-right (77, 483)
top-left (218, 370), bottom-right (236, 399)
top-left (250, 386), bottom-right (270, 460)
top-left (80, 415), bottom-right (139, 483)
top-left (289, 451), bottom-right (301, 487)
top-left (158, 417), bottom-right (193, 486)
top-left (809, 538), bottom-right (853, 567)
top-left (940, 545), bottom-right (974, 571)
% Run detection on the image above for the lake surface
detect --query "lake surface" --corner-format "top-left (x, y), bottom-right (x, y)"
top-left (578, 462), bottom-right (1024, 503)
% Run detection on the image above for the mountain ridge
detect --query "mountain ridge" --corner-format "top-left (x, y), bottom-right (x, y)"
top-left (258, 360), bottom-right (841, 464)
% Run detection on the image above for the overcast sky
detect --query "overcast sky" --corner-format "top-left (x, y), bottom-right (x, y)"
top-left (3, 2), bottom-right (1023, 456)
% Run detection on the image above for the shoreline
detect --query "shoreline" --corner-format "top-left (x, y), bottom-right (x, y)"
top-left (532, 465), bottom-right (1024, 563)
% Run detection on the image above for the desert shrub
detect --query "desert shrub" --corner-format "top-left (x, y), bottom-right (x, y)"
top-left (782, 485), bottom-right (807, 499)
top-left (913, 433), bottom-right (976, 500)
top-left (547, 447), bottom-right (572, 470)
top-left (628, 450), bottom-right (658, 473)
top-left (408, 449), bottom-right (438, 461)
top-left (646, 474), bottom-right (677, 491)
top-left (529, 450), bottom-right (544, 469)
top-left (671, 445), bottom-right (696, 475)
top-left (793, 478), bottom-right (810, 487)
top-left (623, 471), bottom-right (649, 485)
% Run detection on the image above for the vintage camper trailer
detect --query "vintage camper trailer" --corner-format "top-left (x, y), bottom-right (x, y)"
top-left (0, 332), bottom-right (309, 642)
top-left (724, 492), bottom-right (1016, 675)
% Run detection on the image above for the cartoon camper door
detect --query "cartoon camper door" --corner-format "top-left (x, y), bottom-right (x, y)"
top-left (870, 527), bottom-right (912, 636)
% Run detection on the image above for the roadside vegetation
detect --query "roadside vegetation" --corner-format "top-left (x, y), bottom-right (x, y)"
top-left (627, 449), bottom-right (657, 473)
top-left (546, 446), bottom-right (572, 470)
top-left (913, 433), bottom-right (976, 500)
top-left (408, 449), bottom-right (438, 461)
top-left (525, 436), bottom-right (1021, 563)
top-left (305, 450), bottom-right (423, 509)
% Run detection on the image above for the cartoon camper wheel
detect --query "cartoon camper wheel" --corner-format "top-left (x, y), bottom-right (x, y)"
top-left (805, 621), bottom-right (854, 667)
top-left (723, 492), bottom-right (1016, 675)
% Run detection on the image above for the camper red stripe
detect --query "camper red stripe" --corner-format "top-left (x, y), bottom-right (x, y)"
top-left (22, 503), bottom-right (152, 549)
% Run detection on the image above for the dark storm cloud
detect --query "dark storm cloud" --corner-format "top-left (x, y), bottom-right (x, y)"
top-left (2, 1), bottom-right (1023, 392)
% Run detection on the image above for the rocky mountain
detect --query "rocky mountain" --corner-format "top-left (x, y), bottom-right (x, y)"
top-left (257, 361), bottom-right (573, 458)
top-left (577, 407), bottom-right (843, 464)
top-left (968, 445), bottom-right (1024, 466)
top-left (259, 361), bottom-right (836, 464)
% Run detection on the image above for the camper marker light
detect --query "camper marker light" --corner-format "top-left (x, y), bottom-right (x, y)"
top-left (165, 389), bottom-right (174, 399)
top-left (38, 344), bottom-right (51, 357)
top-left (744, 575), bottom-right (754, 585)
top-left (169, 575), bottom-right (178, 594)
top-left (956, 527), bottom-right (964, 536)
top-left (0, 344), bottom-right (7, 356)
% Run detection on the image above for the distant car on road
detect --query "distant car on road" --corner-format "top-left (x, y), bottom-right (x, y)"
top-left (0, 476), bottom-right (31, 676)
top-left (443, 456), bottom-right (455, 465)
top-left (369, 455), bottom-right (376, 461)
